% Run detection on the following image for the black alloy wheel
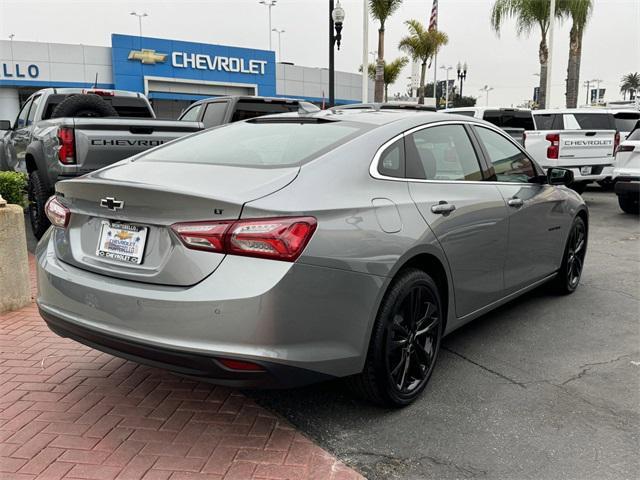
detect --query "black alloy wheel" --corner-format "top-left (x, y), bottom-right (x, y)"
top-left (566, 219), bottom-right (586, 290)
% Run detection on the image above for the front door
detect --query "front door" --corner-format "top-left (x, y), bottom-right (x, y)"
top-left (405, 123), bottom-right (510, 318)
top-left (6, 96), bottom-right (36, 173)
top-left (472, 125), bottom-right (568, 294)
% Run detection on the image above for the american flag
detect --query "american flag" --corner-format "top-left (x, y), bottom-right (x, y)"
top-left (429, 0), bottom-right (438, 31)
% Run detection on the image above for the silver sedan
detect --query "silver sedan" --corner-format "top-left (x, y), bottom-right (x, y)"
top-left (36, 109), bottom-right (588, 407)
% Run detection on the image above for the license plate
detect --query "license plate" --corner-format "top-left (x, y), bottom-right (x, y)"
top-left (96, 221), bottom-right (148, 265)
top-left (580, 166), bottom-right (592, 175)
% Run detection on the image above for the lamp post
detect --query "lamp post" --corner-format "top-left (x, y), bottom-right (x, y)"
top-left (329, 0), bottom-right (345, 108)
top-left (259, 0), bottom-right (277, 51)
top-left (440, 65), bottom-right (452, 108)
top-left (271, 28), bottom-right (285, 61)
top-left (480, 85), bottom-right (494, 106)
top-left (456, 61), bottom-right (468, 97)
top-left (129, 12), bottom-right (148, 37)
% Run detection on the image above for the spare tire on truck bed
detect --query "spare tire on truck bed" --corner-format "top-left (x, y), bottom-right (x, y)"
top-left (51, 94), bottom-right (119, 118)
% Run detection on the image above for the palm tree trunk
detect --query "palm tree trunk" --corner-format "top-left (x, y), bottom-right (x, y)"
top-left (385, 84), bottom-right (388, 102)
top-left (418, 61), bottom-right (427, 105)
top-left (566, 25), bottom-right (582, 108)
top-left (538, 37), bottom-right (549, 109)
top-left (374, 26), bottom-right (385, 103)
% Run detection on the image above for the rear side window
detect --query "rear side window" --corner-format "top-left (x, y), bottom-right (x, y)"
top-left (405, 124), bottom-right (483, 181)
top-left (377, 138), bottom-right (405, 178)
top-left (180, 104), bottom-right (202, 122)
top-left (475, 126), bottom-right (536, 183)
top-left (141, 120), bottom-right (367, 168)
top-left (232, 101), bottom-right (299, 122)
top-left (202, 102), bottom-right (228, 128)
top-left (483, 110), bottom-right (534, 130)
top-left (533, 113), bottom-right (563, 130)
top-left (627, 128), bottom-right (640, 141)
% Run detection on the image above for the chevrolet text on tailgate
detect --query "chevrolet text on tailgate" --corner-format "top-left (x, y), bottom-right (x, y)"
top-left (0, 88), bottom-right (203, 238)
top-left (523, 109), bottom-right (619, 193)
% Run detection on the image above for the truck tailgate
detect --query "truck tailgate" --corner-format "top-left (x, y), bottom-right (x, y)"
top-left (558, 130), bottom-right (616, 163)
top-left (73, 119), bottom-right (202, 174)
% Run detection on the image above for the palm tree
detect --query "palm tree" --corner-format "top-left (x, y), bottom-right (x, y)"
top-left (491, 0), bottom-right (560, 109)
top-left (398, 20), bottom-right (448, 105)
top-left (365, 57), bottom-right (410, 101)
top-left (620, 72), bottom-right (640, 100)
top-left (369, 0), bottom-right (404, 103)
top-left (559, 0), bottom-right (593, 108)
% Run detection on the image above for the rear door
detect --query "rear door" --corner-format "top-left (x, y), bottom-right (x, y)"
top-left (472, 125), bottom-right (567, 293)
top-left (405, 122), bottom-right (509, 318)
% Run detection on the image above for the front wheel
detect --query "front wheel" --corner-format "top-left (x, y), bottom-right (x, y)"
top-left (550, 216), bottom-right (587, 295)
top-left (349, 269), bottom-right (443, 407)
top-left (28, 170), bottom-right (52, 239)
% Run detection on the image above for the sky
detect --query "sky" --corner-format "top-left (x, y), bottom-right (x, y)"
top-left (0, 0), bottom-right (638, 107)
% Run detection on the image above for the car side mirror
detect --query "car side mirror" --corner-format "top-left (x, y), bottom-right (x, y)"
top-left (0, 120), bottom-right (11, 130)
top-left (547, 167), bottom-right (574, 186)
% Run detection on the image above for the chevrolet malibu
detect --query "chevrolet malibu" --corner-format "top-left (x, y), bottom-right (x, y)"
top-left (36, 110), bottom-right (588, 407)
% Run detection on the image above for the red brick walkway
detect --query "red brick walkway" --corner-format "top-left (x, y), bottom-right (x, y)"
top-left (0, 259), bottom-right (363, 480)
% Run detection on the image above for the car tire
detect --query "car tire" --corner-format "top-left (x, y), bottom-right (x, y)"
top-left (50, 94), bottom-right (118, 118)
top-left (349, 268), bottom-right (443, 407)
top-left (28, 170), bottom-right (52, 239)
top-left (550, 216), bottom-right (587, 295)
top-left (597, 179), bottom-right (614, 191)
top-left (618, 194), bottom-right (639, 215)
top-left (570, 182), bottom-right (588, 194)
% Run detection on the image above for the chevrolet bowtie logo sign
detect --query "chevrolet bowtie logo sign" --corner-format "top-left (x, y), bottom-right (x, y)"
top-left (128, 49), bottom-right (167, 65)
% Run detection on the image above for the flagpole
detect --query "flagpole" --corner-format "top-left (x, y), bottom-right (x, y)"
top-left (433, 55), bottom-right (437, 104)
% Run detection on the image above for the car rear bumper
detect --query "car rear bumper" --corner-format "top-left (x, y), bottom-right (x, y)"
top-left (36, 229), bottom-right (384, 387)
top-left (614, 177), bottom-right (640, 196)
top-left (562, 165), bottom-right (610, 182)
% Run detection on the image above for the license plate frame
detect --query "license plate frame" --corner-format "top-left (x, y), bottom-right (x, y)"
top-left (96, 220), bottom-right (148, 265)
top-left (580, 166), bottom-right (592, 175)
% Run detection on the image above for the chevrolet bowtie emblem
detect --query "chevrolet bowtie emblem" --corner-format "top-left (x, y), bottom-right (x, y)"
top-left (128, 49), bottom-right (167, 65)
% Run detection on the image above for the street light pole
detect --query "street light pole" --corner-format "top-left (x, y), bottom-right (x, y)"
top-left (272, 28), bottom-right (285, 61)
top-left (361, 0), bottom-right (369, 103)
top-left (329, 0), bottom-right (345, 108)
top-left (480, 85), bottom-right (494, 106)
top-left (130, 12), bottom-right (148, 37)
top-left (259, 0), bottom-right (277, 51)
top-left (545, 0), bottom-right (556, 108)
top-left (440, 65), bottom-right (452, 108)
top-left (456, 61), bottom-right (468, 98)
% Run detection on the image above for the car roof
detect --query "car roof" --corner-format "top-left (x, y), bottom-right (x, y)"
top-left (45, 88), bottom-right (144, 98)
top-left (443, 106), bottom-right (532, 113)
top-left (191, 95), bottom-right (302, 106)
top-left (534, 108), bottom-right (614, 115)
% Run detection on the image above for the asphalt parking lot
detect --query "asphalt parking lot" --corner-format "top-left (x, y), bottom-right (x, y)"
top-left (22, 188), bottom-right (639, 480)
top-left (250, 188), bottom-right (640, 480)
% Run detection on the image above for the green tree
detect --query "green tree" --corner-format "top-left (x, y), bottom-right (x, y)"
top-left (559, 0), bottom-right (593, 107)
top-left (491, 0), bottom-right (560, 109)
top-left (620, 72), bottom-right (640, 100)
top-left (369, 0), bottom-right (404, 102)
top-left (365, 56), bottom-right (409, 101)
top-left (398, 19), bottom-right (448, 105)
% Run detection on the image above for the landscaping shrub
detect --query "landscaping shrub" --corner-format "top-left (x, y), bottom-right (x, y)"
top-left (0, 171), bottom-right (28, 208)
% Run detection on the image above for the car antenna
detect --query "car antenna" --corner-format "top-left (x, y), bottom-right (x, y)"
top-left (92, 72), bottom-right (98, 89)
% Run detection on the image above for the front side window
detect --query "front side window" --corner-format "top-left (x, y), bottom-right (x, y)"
top-left (202, 102), bottom-right (228, 128)
top-left (180, 104), bottom-right (202, 122)
top-left (405, 124), bottom-right (483, 181)
top-left (376, 138), bottom-right (405, 178)
top-left (27, 95), bottom-right (41, 126)
top-left (475, 126), bottom-right (536, 183)
top-left (15, 99), bottom-right (33, 129)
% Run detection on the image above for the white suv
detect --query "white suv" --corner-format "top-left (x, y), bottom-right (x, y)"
top-left (613, 125), bottom-right (640, 214)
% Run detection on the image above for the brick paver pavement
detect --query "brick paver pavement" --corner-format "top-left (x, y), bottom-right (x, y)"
top-left (0, 258), bottom-right (363, 480)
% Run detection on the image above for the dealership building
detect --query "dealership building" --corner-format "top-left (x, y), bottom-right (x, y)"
top-left (0, 34), bottom-right (372, 120)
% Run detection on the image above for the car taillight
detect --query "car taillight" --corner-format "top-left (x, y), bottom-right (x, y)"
top-left (546, 133), bottom-right (560, 159)
top-left (83, 89), bottom-right (115, 97)
top-left (613, 131), bottom-right (621, 154)
top-left (616, 144), bottom-right (635, 154)
top-left (57, 127), bottom-right (75, 164)
top-left (171, 216), bottom-right (317, 262)
top-left (44, 196), bottom-right (70, 228)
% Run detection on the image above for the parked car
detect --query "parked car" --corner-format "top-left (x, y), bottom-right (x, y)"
top-left (0, 88), bottom-right (203, 238)
top-left (613, 122), bottom-right (640, 214)
top-left (178, 96), bottom-right (305, 128)
top-left (36, 110), bottom-right (587, 407)
top-left (334, 102), bottom-right (437, 112)
top-left (442, 107), bottom-right (534, 145)
top-left (524, 109), bottom-right (620, 193)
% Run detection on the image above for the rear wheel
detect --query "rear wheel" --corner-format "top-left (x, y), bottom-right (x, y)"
top-left (570, 182), bottom-right (588, 194)
top-left (349, 269), bottom-right (443, 407)
top-left (28, 170), bottom-right (52, 239)
top-left (550, 216), bottom-right (587, 295)
top-left (597, 179), bottom-right (614, 191)
top-left (618, 194), bottom-right (639, 215)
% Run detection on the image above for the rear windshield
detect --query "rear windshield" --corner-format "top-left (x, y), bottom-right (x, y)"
top-left (43, 94), bottom-right (153, 119)
top-left (533, 113), bottom-right (562, 130)
top-left (140, 119), bottom-right (368, 168)
top-left (572, 113), bottom-right (614, 130)
top-left (483, 110), bottom-right (534, 130)
top-left (614, 112), bottom-right (640, 133)
top-left (231, 100), bottom-right (300, 122)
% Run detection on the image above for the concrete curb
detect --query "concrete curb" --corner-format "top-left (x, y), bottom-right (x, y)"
top-left (0, 201), bottom-right (31, 313)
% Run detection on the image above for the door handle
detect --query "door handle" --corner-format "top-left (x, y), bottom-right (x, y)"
top-left (431, 201), bottom-right (456, 215)
top-left (507, 197), bottom-right (524, 208)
